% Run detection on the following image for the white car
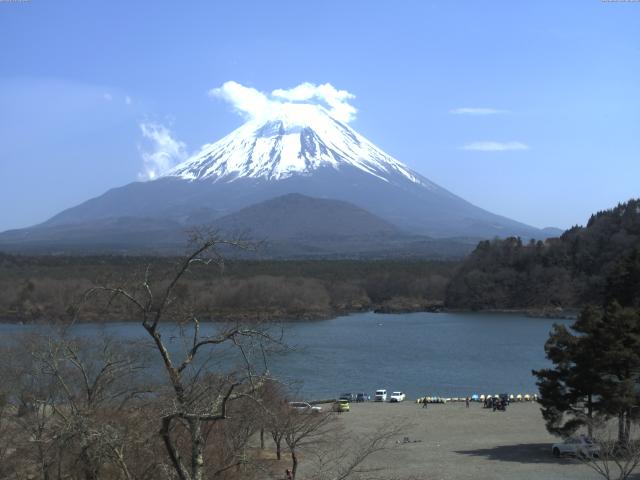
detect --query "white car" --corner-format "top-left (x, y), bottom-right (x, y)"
top-left (374, 389), bottom-right (387, 402)
top-left (289, 402), bottom-right (322, 413)
top-left (389, 391), bottom-right (406, 402)
top-left (552, 436), bottom-right (600, 458)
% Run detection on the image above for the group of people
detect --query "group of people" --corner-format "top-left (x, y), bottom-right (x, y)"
top-left (484, 396), bottom-right (508, 411)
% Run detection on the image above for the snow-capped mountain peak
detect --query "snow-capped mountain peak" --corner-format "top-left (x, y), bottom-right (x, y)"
top-left (165, 104), bottom-right (425, 185)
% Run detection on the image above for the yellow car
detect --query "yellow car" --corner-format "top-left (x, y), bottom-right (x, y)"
top-left (333, 399), bottom-right (350, 412)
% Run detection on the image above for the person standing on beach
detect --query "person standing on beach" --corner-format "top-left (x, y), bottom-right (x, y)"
top-left (465, 396), bottom-right (470, 408)
top-left (422, 398), bottom-right (428, 408)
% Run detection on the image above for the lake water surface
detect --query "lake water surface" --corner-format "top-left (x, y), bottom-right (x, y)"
top-left (0, 311), bottom-right (569, 400)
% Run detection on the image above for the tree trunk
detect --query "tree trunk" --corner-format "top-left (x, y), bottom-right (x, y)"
top-left (291, 449), bottom-right (298, 479)
top-left (38, 442), bottom-right (50, 480)
top-left (160, 416), bottom-right (190, 480)
top-left (272, 432), bottom-right (282, 460)
top-left (260, 427), bottom-right (265, 449)
top-left (191, 418), bottom-right (205, 480)
top-left (80, 447), bottom-right (98, 480)
top-left (618, 411), bottom-right (627, 444)
top-left (587, 394), bottom-right (593, 438)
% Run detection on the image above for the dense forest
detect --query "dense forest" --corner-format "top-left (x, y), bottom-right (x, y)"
top-left (446, 199), bottom-right (640, 311)
top-left (0, 254), bottom-right (456, 322)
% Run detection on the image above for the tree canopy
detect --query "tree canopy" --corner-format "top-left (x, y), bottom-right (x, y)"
top-left (534, 303), bottom-right (640, 443)
top-left (447, 199), bottom-right (640, 310)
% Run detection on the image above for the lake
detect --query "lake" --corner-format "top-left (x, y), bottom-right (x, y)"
top-left (0, 311), bottom-right (569, 400)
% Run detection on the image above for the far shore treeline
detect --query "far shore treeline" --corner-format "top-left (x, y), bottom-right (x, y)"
top-left (1, 198), bottom-right (639, 323)
top-left (0, 255), bottom-right (455, 322)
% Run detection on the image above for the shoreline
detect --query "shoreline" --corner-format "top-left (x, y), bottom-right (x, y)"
top-left (0, 304), bottom-right (579, 324)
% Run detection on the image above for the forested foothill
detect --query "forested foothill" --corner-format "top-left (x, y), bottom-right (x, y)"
top-left (446, 199), bottom-right (640, 311)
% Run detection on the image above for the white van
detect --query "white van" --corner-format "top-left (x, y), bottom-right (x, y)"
top-left (374, 389), bottom-right (387, 402)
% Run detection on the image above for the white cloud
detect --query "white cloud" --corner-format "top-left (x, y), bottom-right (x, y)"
top-left (125, 96), bottom-right (132, 105)
top-left (209, 81), bottom-right (357, 123)
top-left (462, 141), bottom-right (529, 151)
top-left (272, 82), bottom-right (356, 123)
top-left (138, 123), bottom-right (187, 180)
top-left (208, 81), bottom-right (273, 121)
top-left (450, 107), bottom-right (507, 115)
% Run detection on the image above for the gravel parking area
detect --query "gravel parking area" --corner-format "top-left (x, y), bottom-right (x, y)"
top-left (311, 400), bottom-right (604, 480)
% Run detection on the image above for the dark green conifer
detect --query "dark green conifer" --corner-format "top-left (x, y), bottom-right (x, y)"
top-left (534, 303), bottom-right (640, 443)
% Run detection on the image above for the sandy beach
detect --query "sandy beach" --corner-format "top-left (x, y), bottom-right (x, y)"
top-left (303, 400), bottom-right (604, 480)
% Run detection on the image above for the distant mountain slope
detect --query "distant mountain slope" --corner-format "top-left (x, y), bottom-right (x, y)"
top-left (0, 194), bottom-right (477, 258)
top-left (0, 217), bottom-right (187, 254)
top-left (446, 199), bottom-right (640, 310)
top-left (209, 193), bottom-right (478, 259)
top-left (214, 193), bottom-right (402, 240)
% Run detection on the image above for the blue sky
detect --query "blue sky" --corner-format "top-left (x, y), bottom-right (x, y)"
top-left (0, 0), bottom-right (638, 231)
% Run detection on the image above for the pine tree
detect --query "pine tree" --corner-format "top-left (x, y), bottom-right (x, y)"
top-left (534, 304), bottom-right (640, 443)
top-left (606, 248), bottom-right (640, 308)
top-left (585, 303), bottom-right (640, 444)
top-left (533, 318), bottom-right (599, 438)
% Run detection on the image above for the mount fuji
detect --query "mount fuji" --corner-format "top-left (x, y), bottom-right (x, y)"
top-left (0, 103), bottom-right (558, 256)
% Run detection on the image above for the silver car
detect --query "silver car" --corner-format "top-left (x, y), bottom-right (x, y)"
top-left (552, 435), bottom-right (600, 458)
top-left (288, 401), bottom-right (322, 413)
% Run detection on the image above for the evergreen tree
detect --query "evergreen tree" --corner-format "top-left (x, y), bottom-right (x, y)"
top-left (534, 304), bottom-right (640, 443)
top-left (533, 318), bottom-right (600, 438)
top-left (585, 303), bottom-right (640, 444)
top-left (606, 248), bottom-right (640, 308)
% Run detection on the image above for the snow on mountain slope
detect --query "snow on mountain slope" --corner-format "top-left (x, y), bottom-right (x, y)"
top-left (167, 103), bottom-right (434, 188)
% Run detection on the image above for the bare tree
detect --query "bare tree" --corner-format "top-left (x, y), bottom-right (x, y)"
top-left (0, 332), bottom-right (154, 480)
top-left (579, 420), bottom-right (640, 480)
top-left (282, 409), bottom-right (334, 479)
top-left (259, 380), bottom-right (291, 461)
top-left (80, 232), bottom-right (279, 480)
top-left (306, 421), bottom-right (405, 480)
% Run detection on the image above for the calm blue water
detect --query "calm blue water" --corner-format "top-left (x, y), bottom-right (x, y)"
top-left (0, 311), bottom-right (569, 400)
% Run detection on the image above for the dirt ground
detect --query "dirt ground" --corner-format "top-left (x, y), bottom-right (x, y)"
top-left (301, 400), bottom-right (610, 480)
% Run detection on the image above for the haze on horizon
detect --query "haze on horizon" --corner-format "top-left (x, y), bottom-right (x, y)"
top-left (0, 0), bottom-right (638, 232)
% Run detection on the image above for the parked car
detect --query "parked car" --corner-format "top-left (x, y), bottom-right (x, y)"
top-left (389, 391), bottom-right (406, 402)
top-left (289, 402), bottom-right (322, 413)
top-left (374, 389), bottom-right (387, 402)
top-left (339, 393), bottom-right (356, 402)
top-left (332, 399), bottom-right (350, 412)
top-left (552, 436), bottom-right (600, 458)
top-left (356, 392), bottom-right (370, 402)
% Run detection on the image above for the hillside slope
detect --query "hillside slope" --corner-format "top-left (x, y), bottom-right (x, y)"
top-left (445, 199), bottom-right (640, 310)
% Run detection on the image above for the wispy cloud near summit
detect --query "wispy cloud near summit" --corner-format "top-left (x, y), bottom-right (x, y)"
top-left (462, 141), bottom-right (529, 152)
top-left (138, 123), bottom-right (187, 180)
top-left (450, 107), bottom-right (507, 115)
top-left (209, 81), bottom-right (357, 123)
